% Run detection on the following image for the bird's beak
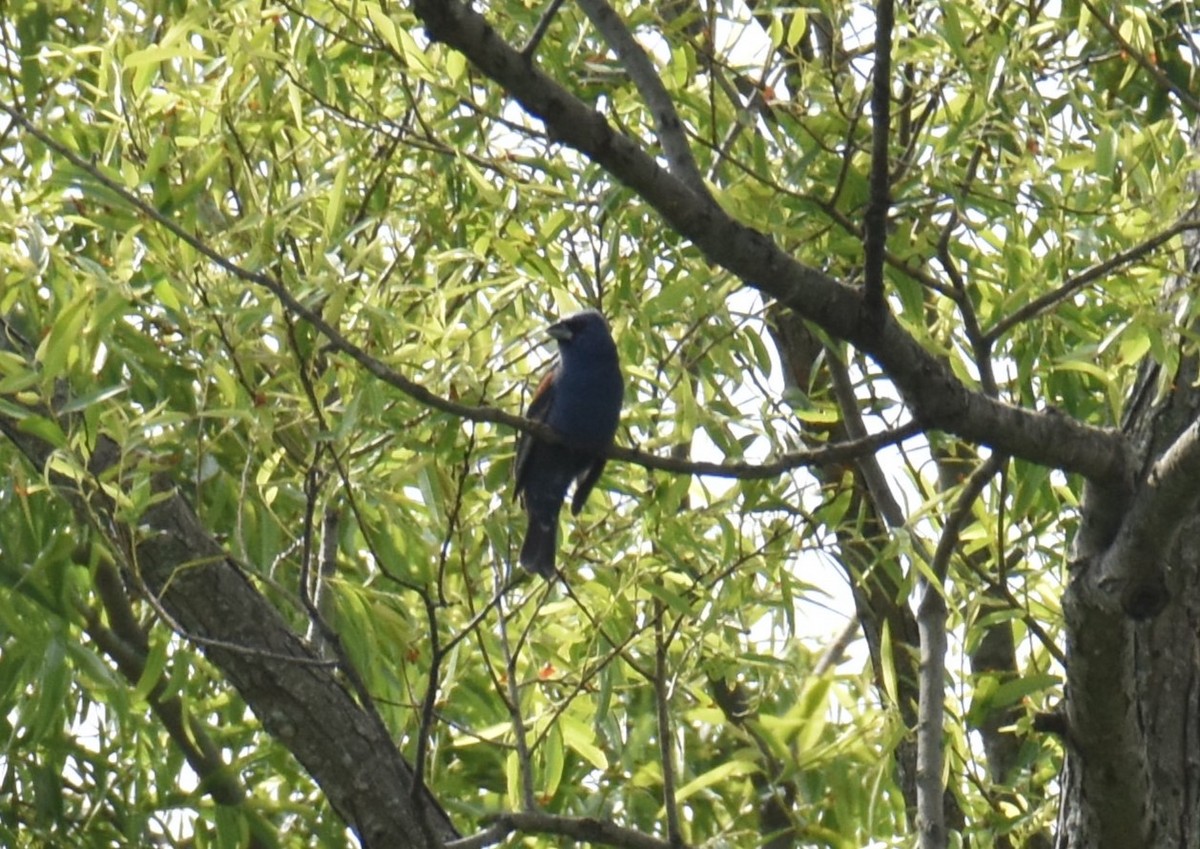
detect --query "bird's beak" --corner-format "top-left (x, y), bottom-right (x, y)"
top-left (546, 320), bottom-right (572, 342)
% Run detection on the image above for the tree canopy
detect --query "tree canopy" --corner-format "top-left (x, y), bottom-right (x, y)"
top-left (1, 0), bottom-right (1197, 847)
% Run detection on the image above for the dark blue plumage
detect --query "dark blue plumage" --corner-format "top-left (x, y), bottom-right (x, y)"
top-left (514, 310), bottom-right (623, 577)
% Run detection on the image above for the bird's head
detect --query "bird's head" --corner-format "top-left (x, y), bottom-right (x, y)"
top-left (546, 309), bottom-right (617, 362)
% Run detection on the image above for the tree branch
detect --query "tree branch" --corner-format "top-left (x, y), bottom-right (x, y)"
top-left (984, 217), bottom-right (1199, 345)
top-left (576, 0), bottom-right (714, 202)
top-left (497, 586), bottom-right (537, 811)
top-left (1099, 415), bottom-right (1200, 617)
top-left (915, 584), bottom-right (949, 849)
top-left (453, 811), bottom-right (692, 849)
top-left (520, 0), bottom-right (566, 59)
top-left (653, 605), bottom-right (683, 846)
top-left (915, 453), bottom-right (1005, 848)
top-left (862, 0), bottom-right (895, 318)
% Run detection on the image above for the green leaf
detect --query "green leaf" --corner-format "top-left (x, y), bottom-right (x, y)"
top-left (1095, 127), bottom-right (1118, 179)
top-left (17, 414), bottom-right (67, 449)
top-left (37, 294), bottom-right (92, 380)
top-left (366, 3), bottom-right (402, 55)
top-left (325, 157), bottom-right (349, 241)
top-left (505, 750), bottom-right (522, 805)
top-left (674, 759), bottom-right (757, 803)
top-left (58, 384), bottom-right (129, 414)
top-left (132, 636), bottom-right (169, 704)
top-left (560, 716), bottom-right (608, 771)
top-left (990, 673), bottom-right (1061, 710)
top-left (542, 724), bottom-right (564, 800)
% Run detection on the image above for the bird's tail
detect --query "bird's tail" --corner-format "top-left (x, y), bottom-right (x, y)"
top-left (520, 517), bottom-right (558, 579)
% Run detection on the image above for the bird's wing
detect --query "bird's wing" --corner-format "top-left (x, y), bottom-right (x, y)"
top-left (513, 364), bottom-right (558, 499)
top-left (570, 457), bottom-right (607, 515)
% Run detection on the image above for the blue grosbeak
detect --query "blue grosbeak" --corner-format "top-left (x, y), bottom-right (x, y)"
top-left (514, 310), bottom-right (623, 577)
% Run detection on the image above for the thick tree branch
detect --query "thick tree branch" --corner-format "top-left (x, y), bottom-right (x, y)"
top-left (1059, 585), bottom-right (1151, 848)
top-left (1099, 415), bottom-right (1200, 617)
top-left (1058, 426), bottom-right (1155, 847)
top-left (407, 0), bottom-right (1132, 486)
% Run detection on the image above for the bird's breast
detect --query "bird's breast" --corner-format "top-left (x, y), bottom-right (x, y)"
top-left (548, 364), bottom-right (622, 445)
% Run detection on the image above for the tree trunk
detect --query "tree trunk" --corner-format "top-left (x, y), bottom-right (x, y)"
top-left (1056, 128), bottom-right (1200, 847)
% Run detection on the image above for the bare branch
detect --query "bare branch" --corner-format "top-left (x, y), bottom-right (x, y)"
top-left (984, 217), bottom-right (1199, 345)
top-left (463, 811), bottom-right (692, 849)
top-left (613, 419), bottom-right (923, 478)
top-left (862, 0), bottom-right (895, 318)
top-left (576, 0), bottom-right (714, 202)
top-left (654, 605), bottom-right (683, 845)
top-left (444, 820), bottom-right (513, 849)
top-left (916, 453), bottom-right (1005, 849)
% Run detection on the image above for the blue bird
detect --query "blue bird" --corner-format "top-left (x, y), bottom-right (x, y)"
top-left (514, 309), bottom-right (623, 577)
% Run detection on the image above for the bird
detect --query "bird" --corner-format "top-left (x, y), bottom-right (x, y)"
top-left (514, 309), bottom-right (623, 578)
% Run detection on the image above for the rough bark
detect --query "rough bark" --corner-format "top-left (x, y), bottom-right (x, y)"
top-left (1055, 129), bottom-right (1200, 848)
top-left (1058, 358), bottom-right (1200, 847)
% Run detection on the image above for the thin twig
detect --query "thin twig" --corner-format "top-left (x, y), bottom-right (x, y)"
top-left (411, 586), bottom-right (443, 802)
top-left (862, 0), bottom-right (895, 317)
top-left (936, 146), bottom-right (996, 395)
top-left (984, 216), bottom-right (1199, 344)
top-left (448, 811), bottom-right (690, 849)
top-left (813, 619), bottom-right (859, 676)
top-left (496, 578), bottom-right (537, 810)
top-left (654, 603), bottom-right (682, 846)
top-left (520, 0), bottom-right (566, 59)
